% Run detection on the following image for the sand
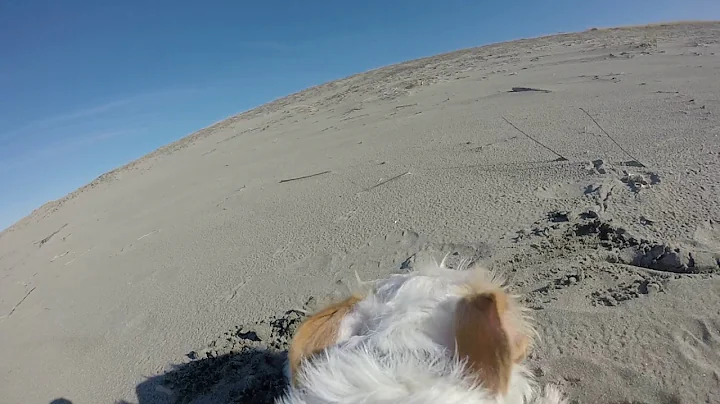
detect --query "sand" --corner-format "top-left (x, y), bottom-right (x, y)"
top-left (1, 21), bottom-right (720, 404)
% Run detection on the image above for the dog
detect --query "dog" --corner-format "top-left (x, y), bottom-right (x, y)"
top-left (277, 260), bottom-right (567, 404)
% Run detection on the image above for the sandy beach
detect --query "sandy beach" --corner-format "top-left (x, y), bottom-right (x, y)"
top-left (1, 22), bottom-right (719, 404)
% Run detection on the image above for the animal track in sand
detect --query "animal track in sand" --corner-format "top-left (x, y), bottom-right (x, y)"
top-left (572, 219), bottom-right (720, 274)
top-left (515, 207), bottom-right (720, 275)
top-left (674, 318), bottom-right (720, 372)
top-left (693, 219), bottom-right (720, 251)
top-left (589, 277), bottom-right (664, 307)
top-left (535, 160), bottom-right (661, 216)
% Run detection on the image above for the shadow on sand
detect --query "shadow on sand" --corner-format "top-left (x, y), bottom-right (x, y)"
top-left (56, 309), bottom-right (304, 403)
top-left (131, 348), bottom-right (289, 404)
top-left (128, 308), bottom-right (305, 404)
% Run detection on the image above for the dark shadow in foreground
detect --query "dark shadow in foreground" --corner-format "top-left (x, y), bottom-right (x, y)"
top-left (133, 348), bottom-right (289, 404)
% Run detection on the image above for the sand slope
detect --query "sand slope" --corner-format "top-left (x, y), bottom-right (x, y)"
top-left (1, 22), bottom-right (720, 404)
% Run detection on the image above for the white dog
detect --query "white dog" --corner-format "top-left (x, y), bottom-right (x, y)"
top-left (277, 260), bottom-right (566, 404)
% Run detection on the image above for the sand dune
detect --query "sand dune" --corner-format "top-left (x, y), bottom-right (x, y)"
top-left (1, 22), bottom-right (720, 404)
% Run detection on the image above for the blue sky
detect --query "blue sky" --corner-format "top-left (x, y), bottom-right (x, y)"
top-left (1, 0), bottom-right (719, 230)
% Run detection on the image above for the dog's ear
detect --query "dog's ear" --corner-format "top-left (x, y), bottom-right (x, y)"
top-left (455, 291), bottom-right (526, 395)
top-left (288, 295), bottom-right (360, 385)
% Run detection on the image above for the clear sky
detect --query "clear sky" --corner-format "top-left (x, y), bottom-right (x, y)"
top-left (1, 0), bottom-right (719, 230)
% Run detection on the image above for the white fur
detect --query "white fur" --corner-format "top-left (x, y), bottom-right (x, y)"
top-left (277, 262), bottom-right (567, 404)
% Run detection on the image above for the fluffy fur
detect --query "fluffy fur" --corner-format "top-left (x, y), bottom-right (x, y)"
top-left (277, 261), bottom-right (567, 404)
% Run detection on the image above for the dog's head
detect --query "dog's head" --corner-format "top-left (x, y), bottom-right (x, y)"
top-left (278, 265), bottom-right (548, 403)
top-left (286, 263), bottom-right (536, 400)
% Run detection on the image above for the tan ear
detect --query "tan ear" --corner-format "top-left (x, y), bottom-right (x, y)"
top-left (454, 291), bottom-right (519, 395)
top-left (465, 267), bottom-right (532, 365)
top-left (288, 295), bottom-right (361, 386)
